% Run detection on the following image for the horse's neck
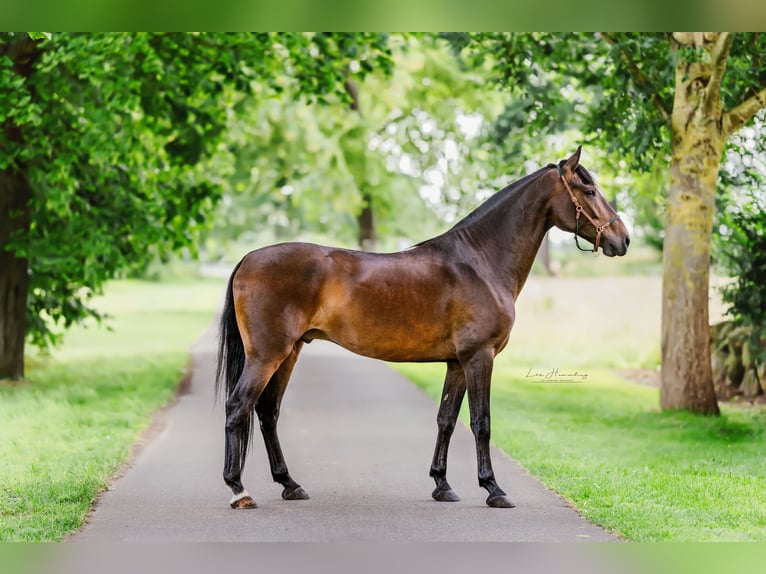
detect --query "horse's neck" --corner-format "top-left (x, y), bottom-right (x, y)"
top-left (453, 182), bottom-right (552, 300)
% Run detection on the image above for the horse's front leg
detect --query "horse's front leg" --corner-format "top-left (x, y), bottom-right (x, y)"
top-left (430, 361), bottom-right (466, 502)
top-left (463, 349), bottom-right (515, 508)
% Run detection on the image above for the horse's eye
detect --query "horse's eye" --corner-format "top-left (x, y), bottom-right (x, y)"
top-left (584, 189), bottom-right (596, 197)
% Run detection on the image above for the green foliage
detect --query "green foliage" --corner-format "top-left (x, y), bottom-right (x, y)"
top-left (462, 33), bottom-right (766, 254)
top-left (714, 115), bottom-right (766, 357)
top-left (623, 159), bottom-right (668, 252)
top-left (457, 33), bottom-right (673, 170)
top-left (0, 32), bottom-right (392, 348)
top-left (451, 33), bottom-right (674, 245)
top-left (719, 34), bottom-right (766, 111)
top-left (208, 35), bottom-right (502, 252)
top-left (717, 199), bottom-right (766, 359)
top-left (466, 33), bottom-right (766, 168)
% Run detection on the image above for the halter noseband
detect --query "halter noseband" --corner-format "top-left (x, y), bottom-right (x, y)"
top-left (556, 164), bottom-right (620, 253)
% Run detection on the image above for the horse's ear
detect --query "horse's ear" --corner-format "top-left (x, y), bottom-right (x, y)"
top-left (563, 146), bottom-right (582, 172)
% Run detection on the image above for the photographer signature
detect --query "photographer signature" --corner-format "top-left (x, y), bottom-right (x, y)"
top-left (525, 367), bottom-right (588, 383)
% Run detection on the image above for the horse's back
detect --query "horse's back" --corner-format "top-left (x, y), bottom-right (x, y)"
top-left (230, 241), bottom-right (512, 362)
top-left (234, 241), bottom-right (332, 284)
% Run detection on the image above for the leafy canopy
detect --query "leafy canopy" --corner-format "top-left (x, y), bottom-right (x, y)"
top-left (0, 32), bottom-right (392, 346)
top-left (208, 35), bottom-right (503, 251)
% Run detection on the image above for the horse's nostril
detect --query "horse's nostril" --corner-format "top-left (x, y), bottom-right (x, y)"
top-left (625, 236), bottom-right (631, 248)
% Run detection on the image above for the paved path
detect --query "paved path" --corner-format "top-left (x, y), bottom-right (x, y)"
top-left (75, 324), bottom-right (616, 542)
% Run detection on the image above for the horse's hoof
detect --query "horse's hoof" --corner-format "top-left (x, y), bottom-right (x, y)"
top-left (282, 485), bottom-right (310, 500)
top-left (230, 495), bottom-right (257, 509)
top-left (432, 487), bottom-right (461, 502)
top-left (486, 494), bottom-right (515, 508)
top-left (230, 491), bottom-right (257, 509)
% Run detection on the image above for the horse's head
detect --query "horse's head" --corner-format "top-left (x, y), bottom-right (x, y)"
top-left (549, 147), bottom-right (630, 257)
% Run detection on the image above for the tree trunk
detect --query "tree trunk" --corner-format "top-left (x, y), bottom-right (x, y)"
top-left (661, 145), bottom-right (721, 414)
top-left (0, 169), bottom-right (31, 380)
top-left (660, 36), bottom-right (727, 415)
top-left (358, 193), bottom-right (377, 252)
top-left (535, 232), bottom-right (554, 276)
top-left (0, 36), bottom-right (41, 379)
top-left (344, 76), bottom-right (377, 252)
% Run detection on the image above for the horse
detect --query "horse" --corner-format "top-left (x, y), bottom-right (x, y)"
top-left (216, 146), bottom-right (630, 510)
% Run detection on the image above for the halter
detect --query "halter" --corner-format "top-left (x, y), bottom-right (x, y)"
top-left (556, 163), bottom-right (621, 253)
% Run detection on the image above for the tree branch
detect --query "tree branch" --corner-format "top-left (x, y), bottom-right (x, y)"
top-left (703, 33), bottom-right (733, 116)
top-left (375, 111), bottom-right (405, 136)
top-left (600, 32), bottom-right (671, 125)
top-left (343, 75), bottom-right (362, 115)
top-left (723, 85), bottom-right (766, 137)
top-left (0, 35), bottom-right (41, 77)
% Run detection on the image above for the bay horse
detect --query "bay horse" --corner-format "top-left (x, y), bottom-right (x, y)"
top-left (216, 147), bottom-right (630, 510)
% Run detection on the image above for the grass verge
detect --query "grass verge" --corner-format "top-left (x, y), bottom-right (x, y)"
top-left (393, 275), bottom-right (765, 541)
top-left (397, 363), bottom-right (766, 541)
top-left (0, 279), bottom-right (222, 541)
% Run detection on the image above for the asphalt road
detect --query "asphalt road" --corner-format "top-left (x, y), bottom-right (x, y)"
top-left (74, 323), bottom-right (616, 542)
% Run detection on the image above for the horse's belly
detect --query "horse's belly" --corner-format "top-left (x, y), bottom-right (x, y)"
top-left (312, 304), bottom-right (455, 362)
top-left (333, 329), bottom-right (455, 363)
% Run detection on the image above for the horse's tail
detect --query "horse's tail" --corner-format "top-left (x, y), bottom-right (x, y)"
top-left (215, 258), bottom-right (246, 401)
top-left (215, 257), bottom-right (255, 464)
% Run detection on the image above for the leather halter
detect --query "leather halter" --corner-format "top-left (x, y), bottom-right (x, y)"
top-left (557, 164), bottom-right (621, 253)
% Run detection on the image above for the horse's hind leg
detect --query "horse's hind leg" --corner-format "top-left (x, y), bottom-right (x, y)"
top-left (429, 361), bottom-right (466, 502)
top-left (224, 353), bottom-right (289, 509)
top-left (255, 342), bottom-right (309, 501)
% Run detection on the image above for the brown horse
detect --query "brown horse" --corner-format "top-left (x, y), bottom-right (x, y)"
top-left (216, 147), bottom-right (630, 510)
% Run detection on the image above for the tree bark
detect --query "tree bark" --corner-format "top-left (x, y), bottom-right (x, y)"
top-left (0, 35), bottom-right (39, 379)
top-left (661, 143), bottom-right (722, 414)
top-left (0, 169), bottom-right (31, 380)
top-left (535, 232), bottom-right (554, 276)
top-left (660, 34), bottom-right (727, 415)
top-left (343, 75), bottom-right (378, 252)
top-left (358, 193), bottom-right (377, 252)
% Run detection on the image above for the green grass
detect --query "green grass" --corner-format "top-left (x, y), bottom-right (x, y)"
top-left (399, 364), bottom-right (766, 541)
top-left (0, 279), bottom-right (222, 541)
top-left (394, 275), bottom-right (766, 541)
top-left (3, 272), bottom-right (762, 542)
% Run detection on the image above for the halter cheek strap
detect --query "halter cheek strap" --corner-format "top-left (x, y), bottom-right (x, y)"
top-left (557, 164), bottom-right (621, 253)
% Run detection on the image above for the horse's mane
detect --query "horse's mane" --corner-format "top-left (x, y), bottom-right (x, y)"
top-left (450, 164), bottom-right (556, 232)
top-left (414, 163), bottom-right (556, 248)
top-left (413, 160), bottom-right (598, 250)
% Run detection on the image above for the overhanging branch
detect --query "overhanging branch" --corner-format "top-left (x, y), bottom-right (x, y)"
top-left (723, 85), bottom-right (766, 137)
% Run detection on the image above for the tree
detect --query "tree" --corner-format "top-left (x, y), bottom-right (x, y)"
top-left (462, 32), bottom-right (766, 414)
top-left (0, 32), bottom-right (392, 379)
top-left (208, 35), bottom-right (500, 253)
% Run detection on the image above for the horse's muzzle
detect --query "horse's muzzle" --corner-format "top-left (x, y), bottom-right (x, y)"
top-left (602, 235), bottom-right (630, 257)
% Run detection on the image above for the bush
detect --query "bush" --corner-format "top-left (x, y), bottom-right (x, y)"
top-left (712, 190), bottom-right (766, 399)
top-left (718, 208), bottom-right (766, 357)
